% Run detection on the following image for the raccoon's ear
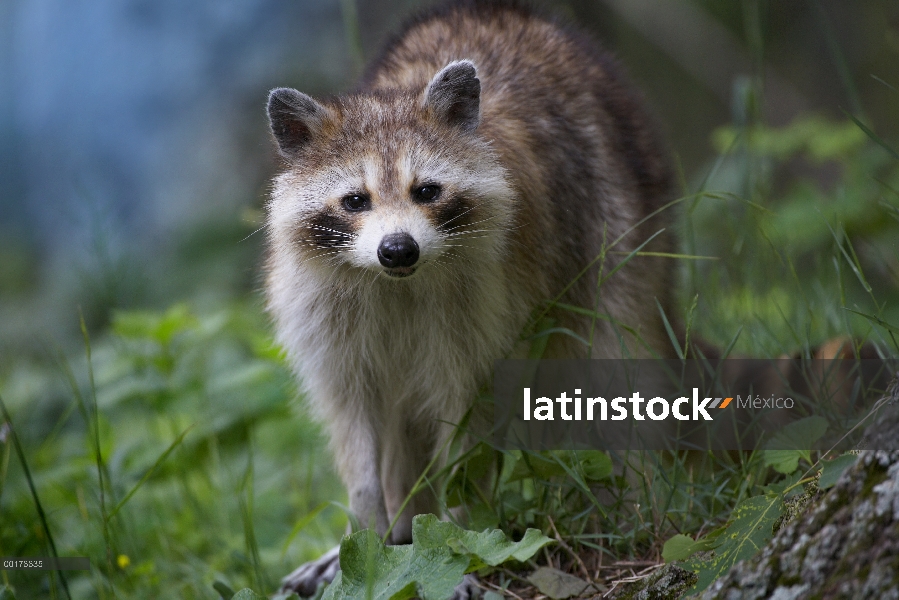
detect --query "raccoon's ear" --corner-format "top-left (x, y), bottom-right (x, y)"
top-left (423, 60), bottom-right (480, 133)
top-left (267, 88), bottom-right (330, 159)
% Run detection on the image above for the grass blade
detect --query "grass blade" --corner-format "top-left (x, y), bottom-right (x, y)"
top-left (280, 501), bottom-right (331, 554)
top-left (238, 434), bottom-right (269, 593)
top-left (843, 308), bottom-right (899, 334)
top-left (844, 112), bottom-right (899, 160)
top-left (78, 313), bottom-right (117, 589)
top-left (0, 393), bottom-right (72, 600)
top-left (813, 0), bottom-right (863, 117)
top-left (656, 299), bottom-right (684, 360)
top-left (599, 229), bottom-right (666, 286)
top-left (870, 74), bottom-right (897, 93)
top-left (106, 424), bottom-right (195, 522)
top-left (822, 218), bottom-right (872, 293)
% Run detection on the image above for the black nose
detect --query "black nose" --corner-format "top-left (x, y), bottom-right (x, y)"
top-left (377, 233), bottom-right (420, 268)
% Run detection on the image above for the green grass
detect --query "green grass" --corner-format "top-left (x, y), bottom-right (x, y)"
top-left (0, 303), bottom-right (345, 599)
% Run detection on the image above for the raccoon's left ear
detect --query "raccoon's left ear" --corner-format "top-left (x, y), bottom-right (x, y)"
top-left (267, 88), bottom-right (331, 160)
top-left (423, 60), bottom-right (480, 133)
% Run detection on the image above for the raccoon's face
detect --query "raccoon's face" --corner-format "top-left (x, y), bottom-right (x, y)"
top-left (266, 61), bottom-right (513, 280)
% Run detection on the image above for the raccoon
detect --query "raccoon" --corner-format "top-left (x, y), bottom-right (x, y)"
top-left (264, 0), bottom-right (674, 594)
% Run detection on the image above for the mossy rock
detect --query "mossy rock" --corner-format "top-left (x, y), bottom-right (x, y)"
top-left (700, 396), bottom-right (899, 600)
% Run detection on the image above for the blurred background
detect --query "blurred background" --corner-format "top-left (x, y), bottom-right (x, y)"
top-left (2, 0), bottom-right (898, 357)
top-left (1, 1), bottom-right (898, 597)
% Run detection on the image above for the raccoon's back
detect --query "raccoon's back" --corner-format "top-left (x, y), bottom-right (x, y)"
top-left (363, 0), bottom-right (675, 351)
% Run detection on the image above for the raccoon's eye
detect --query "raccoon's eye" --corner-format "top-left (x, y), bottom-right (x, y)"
top-left (413, 185), bottom-right (441, 203)
top-left (342, 193), bottom-right (371, 212)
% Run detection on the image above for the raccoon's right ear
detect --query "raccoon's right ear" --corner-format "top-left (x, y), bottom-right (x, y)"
top-left (267, 88), bottom-right (330, 160)
top-left (423, 60), bottom-right (480, 133)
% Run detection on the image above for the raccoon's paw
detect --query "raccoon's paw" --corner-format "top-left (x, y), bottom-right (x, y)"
top-left (278, 546), bottom-right (340, 597)
top-left (452, 573), bottom-right (483, 600)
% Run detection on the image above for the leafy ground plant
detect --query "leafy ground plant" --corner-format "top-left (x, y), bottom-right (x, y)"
top-left (320, 515), bottom-right (551, 600)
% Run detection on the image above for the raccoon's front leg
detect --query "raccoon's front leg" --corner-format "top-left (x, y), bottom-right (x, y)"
top-left (330, 412), bottom-right (391, 535)
top-left (380, 416), bottom-right (441, 544)
top-left (280, 412), bottom-right (389, 596)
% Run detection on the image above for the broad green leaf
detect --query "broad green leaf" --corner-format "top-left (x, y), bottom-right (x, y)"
top-left (663, 528), bottom-right (726, 562)
top-left (762, 449), bottom-right (803, 475)
top-left (663, 535), bottom-right (703, 562)
top-left (767, 416), bottom-right (829, 449)
top-left (527, 567), bottom-right (590, 599)
top-left (270, 594), bottom-right (303, 600)
top-left (323, 529), bottom-right (467, 600)
top-left (763, 416), bottom-right (829, 473)
top-left (417, 514), bottom-right (552, 571)
top-left (577, 450), bottom-right (614, 481)
top-left (508, 450), bottom-right (612, 482)
top-left (682, 494), bottom-right (785, 594)
top-left (446, 526), bottom-right (553, 570)
top-left (509, 453), bottom-right (568, 481)
top-left (819, 453), bottom-right (859, 489)
top-left (231, 589), bottom-right (267, 600)
top-left (212, 580), bottom-right (235, 599)
top-left (322, 515), bottom-right (551, 600)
